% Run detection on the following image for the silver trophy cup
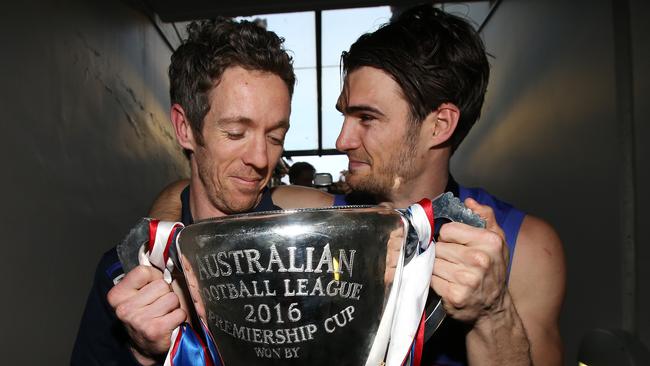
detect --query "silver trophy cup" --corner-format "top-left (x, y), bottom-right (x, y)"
top-left (172, 194), bottom-right (484, 365)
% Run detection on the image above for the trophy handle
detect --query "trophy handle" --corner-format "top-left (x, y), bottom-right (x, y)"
top-left (418, 192), bottom-right (486, 342)
top-left (117, 217), bottom-right (183, 275)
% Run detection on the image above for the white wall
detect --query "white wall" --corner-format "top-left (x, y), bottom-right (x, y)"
top-left (452, 0), bottom-right (649, 363)
top-left (0, 0), bottom-right (189, 363)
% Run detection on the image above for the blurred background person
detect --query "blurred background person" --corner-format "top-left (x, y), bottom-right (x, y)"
top-left (288, 161), bottom-right (316, 187)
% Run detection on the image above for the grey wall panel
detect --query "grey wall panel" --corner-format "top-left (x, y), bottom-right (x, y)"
top-left (451, 0), bottom-right (633, 363)
top-left (0, 0), bottom-right (189, 363)
top-left (631, 0), bottom-right (650, 350)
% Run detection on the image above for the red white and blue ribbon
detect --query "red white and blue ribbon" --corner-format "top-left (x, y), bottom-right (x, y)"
top-left (137, 220), bottom-right (184, 282)
top-left (140, 219), bottom-right (222, 366)
top-left (365, 199), bottom-right (436, 366)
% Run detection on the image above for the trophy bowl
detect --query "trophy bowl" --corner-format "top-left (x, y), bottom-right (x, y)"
top-left (113, 193), bottom-right (483, 365)
top-left (177, 206), bottom-right (414, 366)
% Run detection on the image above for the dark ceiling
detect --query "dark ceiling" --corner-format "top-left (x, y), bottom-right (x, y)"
top-left (145, 0), bottom-right (434, 22)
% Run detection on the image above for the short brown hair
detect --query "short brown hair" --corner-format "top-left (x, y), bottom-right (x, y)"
top-left (169, 18), bottom-right (295, 144)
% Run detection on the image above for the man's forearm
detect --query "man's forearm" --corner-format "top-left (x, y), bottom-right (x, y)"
top-left (466, 292), bottom-right (532, 366)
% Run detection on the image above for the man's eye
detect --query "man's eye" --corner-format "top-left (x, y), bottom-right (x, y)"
top-left (268, 135), bottom-right (284, 145)
top-left (359, 114), bottom-right (375, 122)
top-left (226, 131), bottom-right (244, 139)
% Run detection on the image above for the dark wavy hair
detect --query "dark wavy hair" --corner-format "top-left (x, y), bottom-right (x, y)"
top-left (288, 162), bottom-right (315, 184)
top-left (342, 5), bottom-right (490, 151)
top-left (169, 18), bottom-right (295, 145)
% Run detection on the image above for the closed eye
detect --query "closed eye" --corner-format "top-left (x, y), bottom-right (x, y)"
top-left (226, 131), bottom-right (245, 140)
top-left (267, 127), bottom-right (287, 146)
top-left (268, 134), bottom-right (284, 145)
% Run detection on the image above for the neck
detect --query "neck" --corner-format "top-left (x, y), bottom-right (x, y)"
top-left (376, 151), bottom-right (450, 209)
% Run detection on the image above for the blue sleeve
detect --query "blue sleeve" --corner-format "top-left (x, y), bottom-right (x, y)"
top-left (70, 249), bottom-right (144, 366)
top-left (333, 194), bottom-right (349, 206)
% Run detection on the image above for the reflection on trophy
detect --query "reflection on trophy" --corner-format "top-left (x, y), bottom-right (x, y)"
top-left (173, 193), bottom-right (484, 366)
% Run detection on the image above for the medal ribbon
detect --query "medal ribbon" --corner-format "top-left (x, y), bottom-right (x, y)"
top-left (365, 199), bottom-right (436, 366)
top-left (139, 219), bottom-right (221, 366)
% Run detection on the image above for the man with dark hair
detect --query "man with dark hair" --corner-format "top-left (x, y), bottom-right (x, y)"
top-left (168, 19), bottom-right (295, 153)
top-left (104, 5), bottom-right (564, 365)
top-left (71, 18), bottom-right (330, 365)
top-left (330, 5), bottom-right (564, 365)
top-left (288, 161), bottom-right (316, 186)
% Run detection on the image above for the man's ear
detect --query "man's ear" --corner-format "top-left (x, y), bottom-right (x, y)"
top-left (423, 102), bottom-right (459, 148)
top-left (170, 103), bottom-right (197, 152)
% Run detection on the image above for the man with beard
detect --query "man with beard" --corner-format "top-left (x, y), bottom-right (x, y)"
top-left (324, 6), bottom-right (564, 364)
top-left (123, 5), bottom-right (565, 366)
top-left (72, 18), bottom-right (329, 365)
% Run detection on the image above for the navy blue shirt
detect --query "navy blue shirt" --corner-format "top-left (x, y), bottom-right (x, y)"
top-left (71, 186), bottom-right (279, 365)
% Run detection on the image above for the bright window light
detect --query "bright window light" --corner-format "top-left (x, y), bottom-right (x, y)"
top-left (321, 6), bottom-right (392, 149)
top-left (237, 12), bottom-right (318, 151)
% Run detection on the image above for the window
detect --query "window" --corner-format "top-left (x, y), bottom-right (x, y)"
top-left (320, 7), bottom-right (392, 150)
top-left (237, 12), bottom-right (318, 151)
top-left (238, 2), bottom-right (494, 177)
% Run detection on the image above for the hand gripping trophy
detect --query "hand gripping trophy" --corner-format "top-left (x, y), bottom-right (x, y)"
top-left (117, 193), bottom-right (484, 366)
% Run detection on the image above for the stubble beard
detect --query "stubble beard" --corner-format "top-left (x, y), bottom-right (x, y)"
top-left (346, 131), bottom-right (419, 198)
top-left (194, 148), bottom-right (260, 215)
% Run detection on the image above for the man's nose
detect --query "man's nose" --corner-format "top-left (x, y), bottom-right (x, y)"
top-left (242, 134), bottom-right (269, 170)
top-left (335, 118), bottom-right (360, 152)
